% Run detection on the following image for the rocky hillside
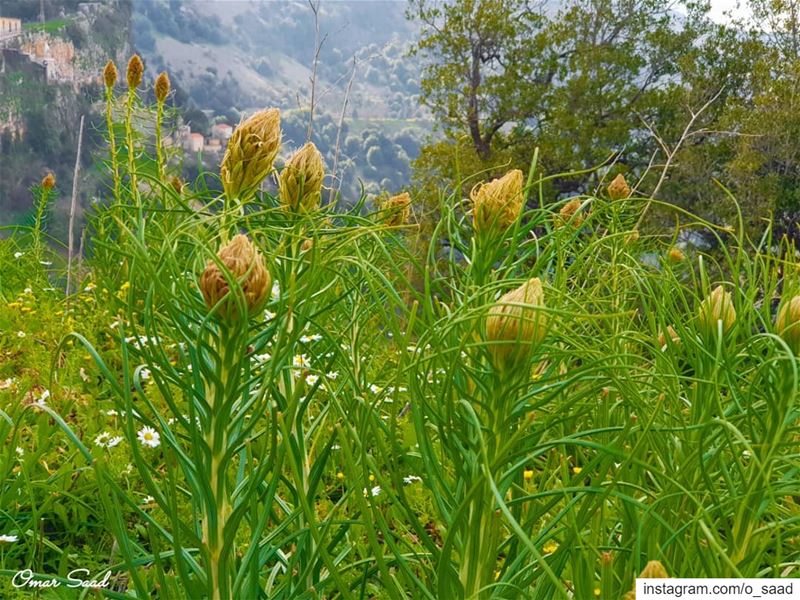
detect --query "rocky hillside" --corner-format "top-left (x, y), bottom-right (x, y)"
top-left (132, 0), bottom-right (424, 119)
top-left (0, 0), bottom-right (133, 236)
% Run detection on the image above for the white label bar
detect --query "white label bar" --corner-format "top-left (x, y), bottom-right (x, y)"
top-left (636, 579), bottom-right (798, 599)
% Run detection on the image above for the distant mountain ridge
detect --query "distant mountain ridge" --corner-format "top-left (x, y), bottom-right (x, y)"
top-left (132, 0), bottom-right (425, 120)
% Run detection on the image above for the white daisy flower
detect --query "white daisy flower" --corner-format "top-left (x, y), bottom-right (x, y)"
top-left (369, 384), bottom-right (382, 394)
top-left (139, 368), bottom-right (151, 381)
top-left (403, 475), bottom-right (422, 485)
top-left (15, 447), bottom-right (23, 457)
top-left (23, 287), bottom-right (32, 294)
top-left (94, 432), bottom-right (124, 449)
top-left (293, 354), bottom-right (310, 369)
top-left (305, 374), bottom-right (319, 386)
top-left (14, 252), bottom-right (23, 258)
top-left (363, 485), bottom-right (381, 497)
top-left (141, 495), bottom-right (155, 505)
top-left (326, 371), bottom-right (339, 380)
top-left (0, 377), bottom-right (16, 390)
top-left (104, 409), bottom-right (119, 416)
top-left (137, 426), bottom-right (160, 448)
top-left (16, 331), bottom-right (26, 338)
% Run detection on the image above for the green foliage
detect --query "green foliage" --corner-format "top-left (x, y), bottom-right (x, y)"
top-left (4, 3), bottom-right (800, 598)
top-left (408, 0), bottom-right (800, 245)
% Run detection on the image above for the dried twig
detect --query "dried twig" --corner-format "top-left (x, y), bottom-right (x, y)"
top-left (635, 86), bottom-right (726, 228)
top-left (329, 57), bottom-right (357, 205)
top-left (306, 0), bottom-right (328, 141)
top-left (66, 114), bottom-right (84, 298)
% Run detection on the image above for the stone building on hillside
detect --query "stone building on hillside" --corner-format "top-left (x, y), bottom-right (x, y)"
top-left (19, 35), bottom-right (76, 83)
top-left (0, 18), bottom-right (22, 42)
top-left (188, 133), bottom-right (204, 153)
top-left (211, 123), bottom-right (233, 142)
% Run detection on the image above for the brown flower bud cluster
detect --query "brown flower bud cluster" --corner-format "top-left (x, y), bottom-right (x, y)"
top-left (278, 142), bottom-right (325, 213)
top-left (200, 234), bottom-right (271, 324)
top-left (470, 170), bottom-right (524, 236)
top-left (220, 109), bottom-right (282, 203)
top-left (380, 192), bottom-right (412, 227)
top-left (486, 277), bottom-right (547, 372)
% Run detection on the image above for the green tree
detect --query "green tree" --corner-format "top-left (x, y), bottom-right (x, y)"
top-left (409, 0), bottom-right (713, 193)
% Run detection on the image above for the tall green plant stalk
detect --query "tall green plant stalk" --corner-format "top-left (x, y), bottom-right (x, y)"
top-left (32, 180), bottom-right (53, 267)
top-left (155, 100), bottom-right (165, 184)
top-left (459, 375), bottom-right (516, 598)
top-left (200, 324), bottom-right (243, 600)
top-left (124, 56), bottom-right (144, 235)
top-left (105, 85), bottom-right (121, 204)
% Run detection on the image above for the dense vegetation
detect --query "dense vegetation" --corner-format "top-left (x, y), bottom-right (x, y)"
top-left (2, 1), bottom-right (800, 599)
top-left (0, 44), bottom-right (799, 598)
top-left (408, 0), bottom-right (800, 248)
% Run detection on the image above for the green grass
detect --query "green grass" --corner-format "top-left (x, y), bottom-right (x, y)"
top-left (0, 71), bottom-right (798, 600)
top-left (22, 19), bottom-right (70, 34)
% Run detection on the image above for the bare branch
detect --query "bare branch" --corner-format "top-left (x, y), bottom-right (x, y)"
top-left (635, 85), bottom-right (726, 227)
top-left (329, 56), bottom-right (358, 206)
top-left (66, 114), bottom-right (84, 299)
top-left (306, 0), bottom-right (327, 141)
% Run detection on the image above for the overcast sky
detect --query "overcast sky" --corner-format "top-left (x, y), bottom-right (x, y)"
top-left (708, 0), bottom-right (752, 23)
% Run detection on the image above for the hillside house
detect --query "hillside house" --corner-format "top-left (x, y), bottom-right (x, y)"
top-left (206, 138), bottom-right (222, 154)
top-left (0, 18), bottom-right (22, 42)
top-left (187, 133), bottom-right (204, 153)
top-left (19, 35), bottom-right (76, 83)
top-left (211, 123), bottom-right (233, 142)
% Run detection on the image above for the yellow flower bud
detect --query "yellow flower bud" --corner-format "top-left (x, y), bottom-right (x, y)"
top-left (776, 295), bottom-right (800, 354)
top-left (639, 560), bottom-right (669, 579)
top-left (555, 197), bottom-right (585, 228)
top-left (220, 108), bottom-right (281, 202)
top-left (667, 247), bottom-right (685, 263)
top-left (199, 234), bottom-right (270, 324)
top-left (698, 286), bottom-right (736, 337)
top-left (607, 173), bottom-right (631, 200)
top-left (170, 176), bottom-right (185, 195)
top-left (623, 561), bottom-right (669, 600)
top-left (154, 72), bottom-right (170, 103)
top-left (486, 277), bottom-right (547, 371)
top-left (41, 173), bottom-right (55, 190)
top-left (470, 169), bottom-right (524, 236)
top-left (658, 325), bottom-right (680, 349)
top-left (126, 54), bottom-right (143, 89)
top-left (625, 229), bottom-right (640, 245)
top-left (103, 60), bottom-right (117, 88)
top-left (380, 192), bottom-right (412, 226)
top-left (279, 142), bottom-right (325, 213)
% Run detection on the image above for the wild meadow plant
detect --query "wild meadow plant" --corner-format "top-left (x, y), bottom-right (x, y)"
top-left (1, 56), bottom-right (800, 600)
